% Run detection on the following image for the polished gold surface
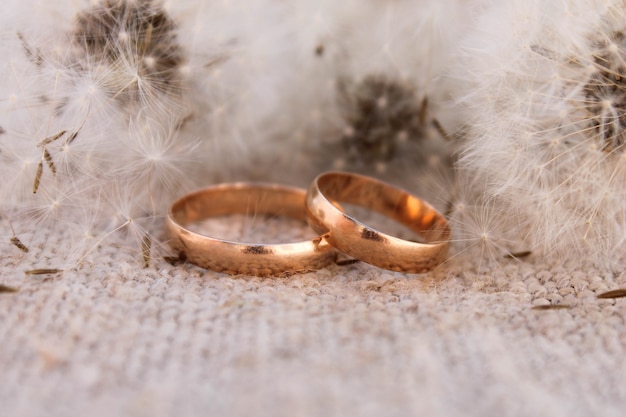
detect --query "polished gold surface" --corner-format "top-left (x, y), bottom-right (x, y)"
top-left (306, 171), bottom-right (451, 273)
top-left (166, 183), bottom-right (336, 276)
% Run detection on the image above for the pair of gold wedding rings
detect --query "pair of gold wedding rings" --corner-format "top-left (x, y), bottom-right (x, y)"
top-left (166, 171), bottom-right (451, 277)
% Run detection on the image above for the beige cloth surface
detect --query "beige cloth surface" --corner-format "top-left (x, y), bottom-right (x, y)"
top-left (2, 221), bottom-right (626, 417)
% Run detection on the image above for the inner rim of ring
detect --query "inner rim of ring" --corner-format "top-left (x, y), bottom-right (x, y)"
top-left (171, 184), bottom-right (306, 227)
top-left (317, 173), bottom-right (450, 243)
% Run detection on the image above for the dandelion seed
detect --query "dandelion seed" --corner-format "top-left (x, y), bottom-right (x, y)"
top-left (335, 258), bottom-right (361, 266)
top-left (431, 118), bottom-right (451, 142)
top-left (7, 221), bottom-right (28, 253)
top-left (37, 130), bottom-right (67, 147)
top-left (43, 148), bottom-right (56, 175)
top-left (504, 251), bottom-right (532, 259)
top-left (141, 234), bottom-right (151, 268)
top-left (163, 255), bottom-right (182, 266)
top-left (25, 269), bottom-right (63, 276)
top-left (204, 54), bottom-right (229, 70)
top-left (279, 268), bottom-right (316, 278)
top-left (66, 131), bottom-right (79, 145)
top-left (597, 289), bottom-right (626, 299)
top-left (33, 161), bottom-right (43, 193)
top-left (141, 23), bottom-right (154, 55)
top-left (17, 31), bottom-right (43, 67)
top-left (10, 236), bottom-right (29, 253)
top-left (65, 109), bottom-right (90, 145)
top-left (531, 304), bottom-right (572, 310)
top-left (0, 284), bottom-right (19, 293)
top-left (444, 200), bottom-right (455, 218)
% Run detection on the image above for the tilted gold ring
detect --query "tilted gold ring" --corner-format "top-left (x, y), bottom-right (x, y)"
top-left (305, 171), bottom-right (450, 273)
top-left (166, 183), bottom-right (336, 276)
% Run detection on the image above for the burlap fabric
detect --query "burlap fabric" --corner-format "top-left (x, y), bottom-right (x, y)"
top-left (2, 219), bottom-right (626, 417)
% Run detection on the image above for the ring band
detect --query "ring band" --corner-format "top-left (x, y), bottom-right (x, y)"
top-left (166, 183), bottom-right (336, 276)
top-left (305, 171), bottom-right (451, 273)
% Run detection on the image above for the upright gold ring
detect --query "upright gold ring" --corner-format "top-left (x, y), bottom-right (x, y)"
top-left (305, 171), bottom-right (450, 273)
top-left (166, 183), bottom-right (336, 276)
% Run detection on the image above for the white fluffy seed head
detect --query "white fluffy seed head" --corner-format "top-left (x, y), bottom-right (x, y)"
top-left (0, 0), bottom-right (253, 268)
top-left (454, 0), bottom-right (626, 269)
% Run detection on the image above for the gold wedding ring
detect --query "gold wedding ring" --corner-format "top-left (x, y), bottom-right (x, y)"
top-left (305, 171), bottom-right (450, 273)
top-left (166, 183), bottom-right (336, 276)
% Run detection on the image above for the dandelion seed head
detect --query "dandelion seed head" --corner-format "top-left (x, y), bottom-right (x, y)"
top-left (583, 30), bottom-right (626, 152)
top-left (72, 0), bottom-right (185, 108)
top-left (456, 0), bottom-right (626, 269)
top-left (337, 74), bottom-right (428, 164)
top-left (0, 0), bottom-right (260, 269)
